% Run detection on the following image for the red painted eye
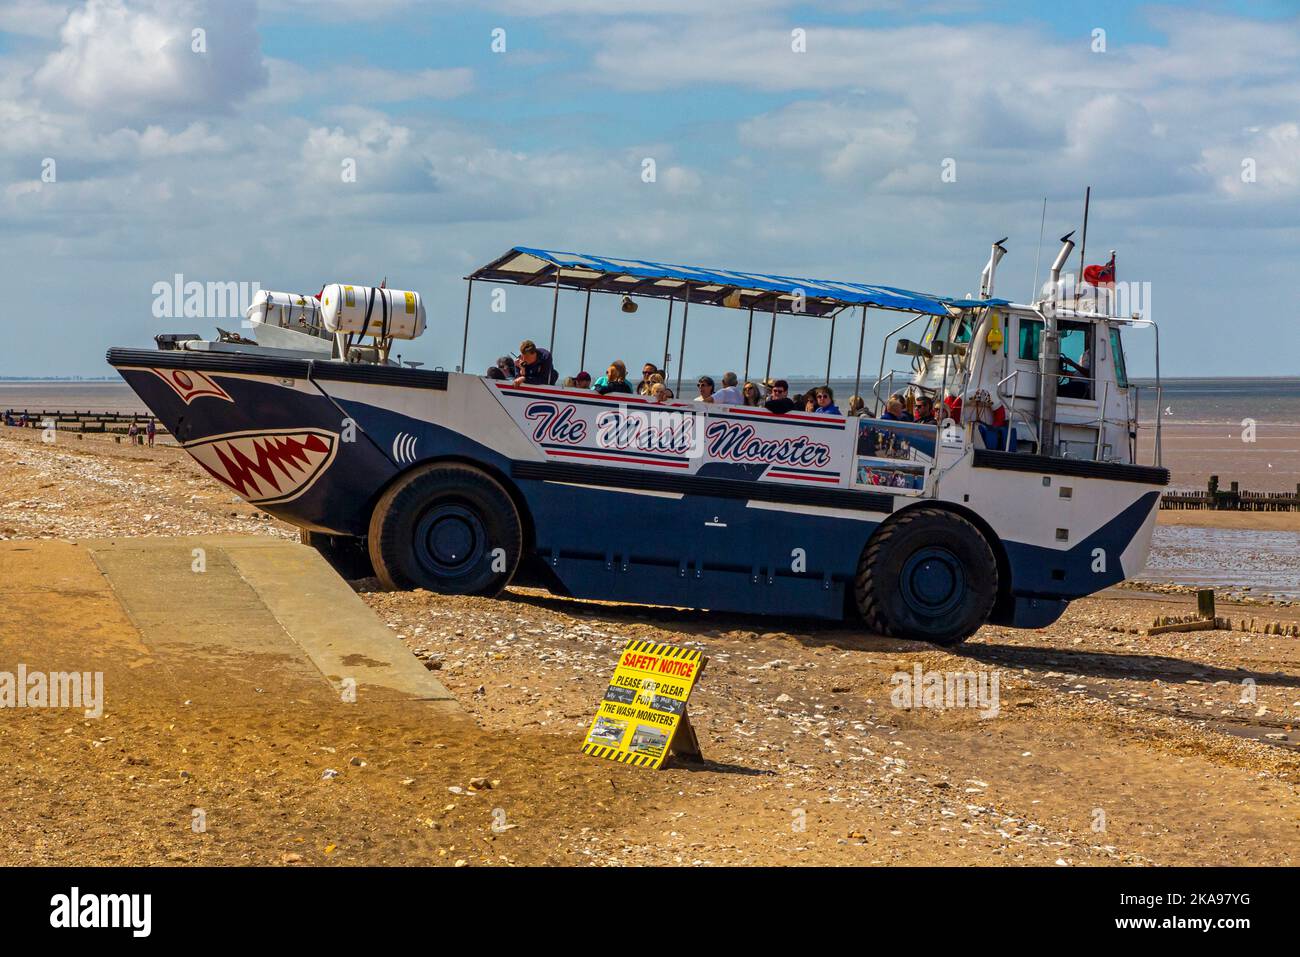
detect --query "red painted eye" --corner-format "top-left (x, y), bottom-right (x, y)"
top-left (173, 371), bottom-right (193, 390)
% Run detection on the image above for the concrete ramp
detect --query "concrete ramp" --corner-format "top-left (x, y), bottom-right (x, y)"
top-left (0, 536), bottom-right (459, 715)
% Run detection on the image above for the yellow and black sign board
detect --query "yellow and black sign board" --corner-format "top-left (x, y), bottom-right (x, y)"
top-left (582, 639), bottom-right (707, 770)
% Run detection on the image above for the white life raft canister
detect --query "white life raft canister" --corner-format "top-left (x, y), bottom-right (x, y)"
top-left (320, 284), bottom-right (426, 340)
top-left (245, 290), bottom-right (323, 329)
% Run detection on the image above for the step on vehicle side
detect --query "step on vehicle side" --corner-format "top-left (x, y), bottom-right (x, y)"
top-left (109, 237), bottom-right (1169, 646)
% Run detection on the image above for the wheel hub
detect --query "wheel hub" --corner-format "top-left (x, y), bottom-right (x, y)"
top-left (414, 504), bottom-right (486, 574)
top-left (900, 546), bottom-right (966, 617)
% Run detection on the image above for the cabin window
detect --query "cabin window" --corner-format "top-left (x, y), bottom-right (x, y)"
top-left (926, 312), bottom-right (975, 349)
top-left (953, 313), bottom-right (974, 344)
top-left (1058, 320), bottom-right (1094, 399)
top-left (1018, 318), bottom-right (1043, 360)
top-left (1109, 326), bottom-right (1129, 389)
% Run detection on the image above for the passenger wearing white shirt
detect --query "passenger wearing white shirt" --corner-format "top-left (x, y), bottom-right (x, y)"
top-left (712, 371), bottom-right (743, 406)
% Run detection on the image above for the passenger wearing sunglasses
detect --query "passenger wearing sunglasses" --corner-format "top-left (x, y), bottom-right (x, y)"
top-left (763, 379), bottom-right (796, 415)
top-left (812, 387), bottom-right (841, 415)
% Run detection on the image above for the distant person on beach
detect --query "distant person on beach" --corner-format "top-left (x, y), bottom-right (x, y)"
top-left (146, 419), bottom-right (156, 446)
top-left (128, 421), bottom-right (139, 445)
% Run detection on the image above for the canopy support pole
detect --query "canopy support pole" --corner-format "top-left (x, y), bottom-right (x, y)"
top-left (459, 279), bottom-right (473, 374)
top-left (674, 284), bottom-right (691, 396)
top-left (764, 299), bottom-right (778, 381)
top-left (824, 309), bottom-right (838, 385)
top-left (578, 287), bottom-right (592, 375)
top-left (853, 305), bottom-right (868, 407)
top-left (742, 306), bottom-right (754, 383)
top-left (661, 298), bottom-right (674, 378)
top-left (548, 270), bottom-right (561, 353)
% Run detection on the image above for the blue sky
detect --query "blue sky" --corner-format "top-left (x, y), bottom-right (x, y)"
top-left (2, 0), bottom-right (1298, 379)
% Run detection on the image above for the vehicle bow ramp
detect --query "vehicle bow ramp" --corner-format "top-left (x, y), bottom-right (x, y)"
top-left (0, 536), bottom-right (460, 715)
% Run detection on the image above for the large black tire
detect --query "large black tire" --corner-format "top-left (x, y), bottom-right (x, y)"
top-left (855, 507), bottom-right (997, 646)
top-left (368, 463), bottom-right (522, 595)
top-left (299, 529), bottom-right (375, 580)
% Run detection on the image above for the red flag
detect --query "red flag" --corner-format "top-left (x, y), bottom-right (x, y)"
top-left (1083, 253), bottom-right (1116, 287)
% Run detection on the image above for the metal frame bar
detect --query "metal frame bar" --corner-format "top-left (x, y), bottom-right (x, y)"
top-left (743, 306), bottom-right (754, 384)
top-left (764, 297), bottom-right (778, 382)
top-left (823, 307), bottom-right (841, 385)
top-left (873, 312), bottom-right (926, 414)
top-left (548, 269), bottom-right (561, 353)
top-left (674, 284), bottom-right (692, 397)
top-left (578, 288), bottom-right (592, 374)
top-left (852, 305), bottom-right (867, 407)
top-left (459, 279), bottom-right (474, 374)
top-left (662, 298), bottom-right (674, 378)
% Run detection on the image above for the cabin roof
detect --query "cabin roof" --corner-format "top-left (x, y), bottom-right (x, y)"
top-left (468, 246), bottom-right (1009, 318)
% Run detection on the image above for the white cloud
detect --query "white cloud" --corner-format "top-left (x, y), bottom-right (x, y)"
top-left (33, 0), bottom-right (268, 121)
top-left (0, 0), bottom-right (74, 37)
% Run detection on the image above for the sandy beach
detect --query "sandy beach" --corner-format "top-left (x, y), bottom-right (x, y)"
top-left (1, 423), bottom-right (1297, 866)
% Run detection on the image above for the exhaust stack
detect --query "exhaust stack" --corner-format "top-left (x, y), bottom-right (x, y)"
top-left (979, 238), bottom-right (1009, 299)
top-left (1037, 230), bottom-right (1076, 456)
top-left (1046, 230), bottom-right (1076, 305)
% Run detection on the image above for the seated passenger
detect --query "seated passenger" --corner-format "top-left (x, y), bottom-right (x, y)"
top-left (970, 389), bottom-right (1010, 449)
top-left (942, 390), bottom-right (962, 424)
top-left (812, 387), bottom-right (841, 415)
top-left (486, 365), bottom-right (507, 380)
top-left (514, 340), bottom-right (555, 386)
top-left (913, 395), bottom-right (937, 425)
top-left (694, 375), bottom-right (715, 403)
top-left (574, 371), bottom-right (592, 390)
top-left (764, 379), bottom-right (796, 415)
top-left (742, 381), bottom-right (763, 406)
top-left (714, 372), bottom-right (743, 405)
top-left (637, 363), bottom-right (660, 394)
top-left (595, 360), bottom-right (633, 395)
top-left (846, 395), bottom-right (866, 417)
top-left (880, 394), bottom-right (908, 421)
top-left (801, 392), bottom-right (816, 413)
top-left (496, 355), bottom-right (518, 379)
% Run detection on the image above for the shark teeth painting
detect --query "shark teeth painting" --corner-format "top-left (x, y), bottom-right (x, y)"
top-left (184, 428), bottom-right (338, 505)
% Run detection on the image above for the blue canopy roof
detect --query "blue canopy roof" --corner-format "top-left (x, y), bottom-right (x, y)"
top-left (468, 246), bottom-right (1008, 318)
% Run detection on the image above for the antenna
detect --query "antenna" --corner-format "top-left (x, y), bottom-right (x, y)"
top-left (1076, 186), bottom-right (1091, 306)
top-left (1031, 197), bottom-right (1047, 303)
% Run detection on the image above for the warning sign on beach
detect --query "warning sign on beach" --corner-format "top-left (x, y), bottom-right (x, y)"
top-left (582, 639), bottom-right (707, 769)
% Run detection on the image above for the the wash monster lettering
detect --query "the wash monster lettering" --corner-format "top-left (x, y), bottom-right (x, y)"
top-left (704, 421), bottom-right (832, 469)
top-left (523, 401), bottom-right (587, 445)
top-left (596, 408), bottom-right (697, 455)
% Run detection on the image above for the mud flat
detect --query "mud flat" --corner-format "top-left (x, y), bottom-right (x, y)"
top-left (1, 424), bottom-right (1298, 866)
